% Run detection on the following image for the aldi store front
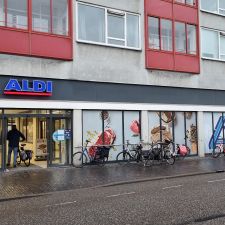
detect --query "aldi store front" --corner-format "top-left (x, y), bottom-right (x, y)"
top-left (1, 75), bottom-right (225, 170)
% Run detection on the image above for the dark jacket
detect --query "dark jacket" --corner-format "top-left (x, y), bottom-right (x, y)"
top-left (7, 129), bottom-right (25, 148)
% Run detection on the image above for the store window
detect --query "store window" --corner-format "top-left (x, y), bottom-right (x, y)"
top-left (0, 0), bottom-right (28, 29)
top-left (201, 28), bottom-right (222, 60)
top-left (77, 2), bottom-right (140, 49)
top-left (32, 0), bottom-right (68, 35)
top-left (82, 110), bottom-right (141, 161)
top-left (148, 111), bottom-right (198, 155)
top-left (201, 0), bottom-right (225, 15)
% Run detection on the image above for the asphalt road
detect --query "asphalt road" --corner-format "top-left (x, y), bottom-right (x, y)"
top-left (2, 173), bottom-right (225, 225)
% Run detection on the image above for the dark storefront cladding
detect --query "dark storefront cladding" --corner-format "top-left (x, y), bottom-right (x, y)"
top-left (82, 110), bottom-right (198, 161)
top-left (0, 109), bottom-right (72, 170)
top-left (2, 75), bottom-right (225, 106)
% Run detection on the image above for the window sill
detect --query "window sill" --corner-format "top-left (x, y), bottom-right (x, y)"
top-left (200, 9), bottom-right (225, 18)
top-left (76, 39), bottom-right (142, 51)
top-left (147, 48), bottom-right (173, 54)
top-left (174, 2), bottom-right (198, 9)
top-left (202, 57), bottom-right (225, 63)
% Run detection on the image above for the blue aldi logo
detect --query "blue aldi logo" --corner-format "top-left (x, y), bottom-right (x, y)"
top-left (4, 79), bottom-right (53, 96)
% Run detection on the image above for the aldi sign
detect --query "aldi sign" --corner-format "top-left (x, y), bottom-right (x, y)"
top-left (4, 79), bottom-right (53, 96)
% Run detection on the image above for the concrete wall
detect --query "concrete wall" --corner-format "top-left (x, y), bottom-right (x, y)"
top-left (0, 1), bottom-right (224, 91)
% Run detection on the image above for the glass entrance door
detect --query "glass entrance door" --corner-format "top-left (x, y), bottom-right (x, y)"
top-left (49, 117), bottom-right (72, 166)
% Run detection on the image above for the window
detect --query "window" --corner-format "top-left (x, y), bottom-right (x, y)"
top-left (187, 24), bottom-right (197, 54)
top-left (220, 34), bottom-right (225, 60)
top-left (201, 28), bottom-right (220, 59)
top-left (175, 22), bottom-right (197, 54)
top-left (148, 17), bottom-right (160, 50)
top-left (148, 17), bottom-right (196, 55)
top-left (32, 0), bottom-right (50, 33)
top-left (0, 0), bottom-right (28, 29)
top-left (0, 0), bottom-right (4, 26)
top-left (148, 17), bottom-right (172, 51)
top-left (77, 2), bottom-right (140, 49)
top-left (161, 19), bottom-right (172, 51)
top-left (201, 0), bottom-right (225, 16)
top-left (175, 0), bottom-right (197, 6)
top-left (32, 0), bottom-right (69, 35)
top-left (175, 22), bottom-right (186, 53)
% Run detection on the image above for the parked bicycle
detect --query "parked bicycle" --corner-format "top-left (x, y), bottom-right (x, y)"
top-left (143, 140), bottom-right (175, 166)
top-left (17, 144), bottom-right (33, 167)
top-left (116, 140), bottom-right (143, 164)
top-left (212, 143), bottom-right (225, 158)
top-left (73, 140), bottom-right (110, 168)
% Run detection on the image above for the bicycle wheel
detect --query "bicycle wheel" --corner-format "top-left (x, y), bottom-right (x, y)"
top-left (143, 152), bottom-right (154, 167)
top-left (73, 152), bottom-right (87, 168)
top-left (116, 152), bottom-right (131, 164)
top-left (24, 158), bottom-right (30, 167)
top-left (165, 150), bottom-right (175, 165)
top-left (16, 156), bottom-right (21, 165)
top-left (212, 146), bottom-right (221, 158)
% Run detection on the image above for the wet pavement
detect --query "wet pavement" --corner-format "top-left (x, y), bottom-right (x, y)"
top-left (0, 156), bottom-right (225, 200)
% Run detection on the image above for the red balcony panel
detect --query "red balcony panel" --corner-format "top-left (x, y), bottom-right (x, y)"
top-left (146, 50), bottom-right (174, 71)
top-left (31, 34), bottom-right (72, 60)
top-left (174, 4), bottom-right (198, 24)
top-left (145, 0), bottom-right (172, 18)
top-left (174, 54), bottom-right (200, 73)
top-left (0, 29), bottom-right (29, 55)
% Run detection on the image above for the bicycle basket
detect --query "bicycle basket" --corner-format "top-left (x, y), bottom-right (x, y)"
top-left (142, 150), bottom-right (149, 159)
top-left (25, 150), bottom-right (33, 160)
top-left (20, 150), bottom-right (27, 161)
top-left (95, 147), bottom-right (110, 159)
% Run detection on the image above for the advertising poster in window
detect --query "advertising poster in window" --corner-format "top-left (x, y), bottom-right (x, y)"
top-left (124, 111), bottom-right (140, 145)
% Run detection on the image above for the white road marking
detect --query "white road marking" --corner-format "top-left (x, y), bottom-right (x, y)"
top-left (45, 201), bottom-right (77, 207)
top-left (106, 192), bottom-right (136, 198)
top-left (208, 178), bottom-right (225, 183)
top-left (162, 185), bottom-right (183, 190)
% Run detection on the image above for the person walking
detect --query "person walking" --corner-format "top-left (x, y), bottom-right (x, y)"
top-left (7, 125), bottom-right (25, 168)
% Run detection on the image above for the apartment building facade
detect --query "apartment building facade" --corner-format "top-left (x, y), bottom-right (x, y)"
top-left (0, 0), bottom-right (224, 170)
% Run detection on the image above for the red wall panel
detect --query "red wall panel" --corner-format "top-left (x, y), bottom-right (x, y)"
top-left (31, 34), bottom-right (72, 60)
top-left (146, 50), bottom-right (174, 70)
top-left (0, 29), bottom-right (29, 55)
top-left (145, 0), bottom-right (200, 74)
top-left (174, 4), bottom-right (198, 24)
top-left (174, 54), bottom-right (200, 73)
top-left (146, 0), bottom-right (172, 18)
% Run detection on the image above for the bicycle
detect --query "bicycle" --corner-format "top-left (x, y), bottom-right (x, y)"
top-left (143, 140), bottom-right (175, 166)
top-left (116, 140), bottom-right (143, 164)
top-left (212, 143), bottom-right (225, 158)
top-left (72, 140), bottom-right (109, 168)
top-left (17, 144), bottom-right (33, 167)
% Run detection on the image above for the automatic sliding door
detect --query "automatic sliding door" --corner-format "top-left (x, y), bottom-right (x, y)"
top-left (50, 118), bottom-right (72, 166)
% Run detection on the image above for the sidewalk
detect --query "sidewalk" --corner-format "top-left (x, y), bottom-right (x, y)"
top-left (0, 157), bottom-right (225, 200)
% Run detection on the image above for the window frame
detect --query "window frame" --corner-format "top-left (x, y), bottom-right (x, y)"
top-left (148, 15), bottom-right (197, 56)
top-left (148, 16), bottom-right (173, 53)
top-left (200, 0), bottom-right (225, 17)
top-left (175, 0), bottom-right (198, 7)
top-left (76, 1), bottom-right (141, 51)
top-left (0, 0), bottom-right (71, 37)
top-left (201, 27), bottom-right (225, 62)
